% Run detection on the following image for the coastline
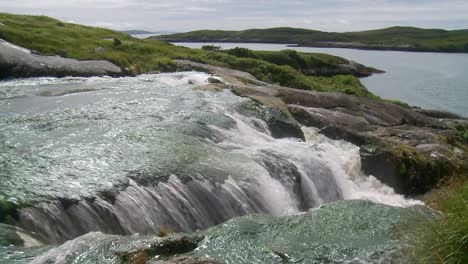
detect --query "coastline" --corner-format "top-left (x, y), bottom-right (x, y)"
top-left (1, 13), bottom-right (467, 263)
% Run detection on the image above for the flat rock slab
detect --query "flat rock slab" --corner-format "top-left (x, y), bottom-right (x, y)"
top-left (0, 39), bottom-right (122, 79)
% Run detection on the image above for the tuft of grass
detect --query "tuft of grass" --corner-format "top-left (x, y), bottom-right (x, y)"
top-left (406, 174), bottom-right (468, 263)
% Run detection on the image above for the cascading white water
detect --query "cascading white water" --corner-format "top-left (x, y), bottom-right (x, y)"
top-left (0, 72), bottom-right (420, 245)
top-left (15, 106), bottom-right (419, 243)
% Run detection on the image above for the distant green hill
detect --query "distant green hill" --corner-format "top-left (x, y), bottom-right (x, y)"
top-left (121, 30), bottom-right (155, 35)
top-left (154, 26), bottom-right (468, 53)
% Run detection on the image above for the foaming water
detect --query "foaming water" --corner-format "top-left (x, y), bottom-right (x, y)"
top-left (302, 127), bottom-right (422, 207)
top-left (0, 72), bottom-right (419, 246)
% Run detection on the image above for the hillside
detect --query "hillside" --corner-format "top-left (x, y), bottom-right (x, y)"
top-left (121, 30), bottom-right (154, 35)
top-left (154, 26), bottom-right (468, 53)
top-left (0, 13), bottom-right (382, 97)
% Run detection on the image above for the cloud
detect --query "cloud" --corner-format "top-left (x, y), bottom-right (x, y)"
top-left (0, 0), bottom-right (467, 31)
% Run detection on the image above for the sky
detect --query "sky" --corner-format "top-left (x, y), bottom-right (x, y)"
top-left (1, 0), bottom-right (468, 32)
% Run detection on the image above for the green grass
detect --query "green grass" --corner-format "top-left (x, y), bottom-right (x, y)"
top-left (402, 122), bottom-right (468, 263)
top-left (199, 51), bottom-right (375, 97)
top-left (155, 26), bottom-right (468, 53)
top-left (219, 47), bottom-right (380, 77)
top-left (0, 13), bottom-right (376, 98)
top-left (0, 13), bottom-right (202, 74)
top-left (406, 175), bottom-right (468, 263)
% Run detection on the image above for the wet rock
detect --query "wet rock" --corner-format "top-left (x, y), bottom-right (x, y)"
top-left (195, 84), bottom-right (224, 93)
top-left (118, 235), bottom-right (204, 264)
top-left (265, 109), bottom-right (305, 140)
top-left (415, 109), bottom-right (466, 119)
top-left (150, 257), bottom-right (224, 264)
top-left (0, 39), bottom-right (122, 79)
top-left (176, 60), bottom-right (464, 196)
top-left (175, 60), bottom-right (264, 86)
top-left (288, 104), bottom-right (373, 132)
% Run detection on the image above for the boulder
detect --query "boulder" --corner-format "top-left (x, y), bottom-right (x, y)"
top-left (0, 39), bottom-right (122, 79)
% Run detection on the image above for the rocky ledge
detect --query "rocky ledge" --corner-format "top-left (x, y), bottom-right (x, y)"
top-left (0, 39), bottom-right (122, 79)
top-left (176, 60), bottom-right (468, 196)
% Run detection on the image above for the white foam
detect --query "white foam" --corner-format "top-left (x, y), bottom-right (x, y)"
top-left (302, 127), bottom-right (423, 207)
top-left (214, 112), bottom-right (422, 209)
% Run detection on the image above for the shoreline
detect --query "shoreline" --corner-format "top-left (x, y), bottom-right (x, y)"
top-left (163, 40), bottom-right (468, 54)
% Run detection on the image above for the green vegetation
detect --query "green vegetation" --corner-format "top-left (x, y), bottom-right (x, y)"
top-left (452, 123), bottom-right (468, 145)
top-left (198, 50), bottom-right (375, 97)
top-left (0, 13), bottom-right (202, 74)
top-left (201, 44), bottom-right (221, 51)
top-left (221, 47), bottom-right (380, 77)
top-left (155, 26), bottom-right (468, 53)
top-left (390, 144), bottom-right (459, 195)
top-left (406, 174), bottom-right (468, 263)
top-left (0, 13), bottom-right (378, 98)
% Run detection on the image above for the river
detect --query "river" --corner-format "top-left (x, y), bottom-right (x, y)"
top-left (175, 42), bottom-right (468, 117)
top-left (0, 72), bottom-right (425, 263)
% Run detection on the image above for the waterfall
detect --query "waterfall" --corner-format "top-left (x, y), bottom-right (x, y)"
top-left (13, 112), bottom-right (416, 244)
top-left (0, 72), bottom-right (419, 244)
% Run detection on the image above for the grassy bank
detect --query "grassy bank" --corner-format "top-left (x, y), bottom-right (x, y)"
top-left (0, 13), bottom-right (202, 74)
top-left (403, 123), bottom-right (468, 263)
top-left (0, 13), bottom-right (378, 98)
top-left (155, 26), bottom-right (468, 53)
top-left (406, 174), bottom-right (468, 263)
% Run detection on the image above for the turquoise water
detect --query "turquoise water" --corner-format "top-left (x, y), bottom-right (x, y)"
top-left (176, 42), bottom-right (468, 116)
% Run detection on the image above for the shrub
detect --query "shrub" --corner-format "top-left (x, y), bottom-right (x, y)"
top-left (225, 47), bottom-right (257, 58)
top-left (113, 38), bottom-right (122, 46)
top-left (201, 45), bottom-right (221, 51)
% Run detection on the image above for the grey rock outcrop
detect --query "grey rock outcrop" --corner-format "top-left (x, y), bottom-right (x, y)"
top-left (175, 60), bottom-right (465, 196)
top-left (0, 39), bottom-right (122, 79)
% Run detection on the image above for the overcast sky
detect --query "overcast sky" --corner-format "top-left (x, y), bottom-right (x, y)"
top-left (1, 0), bottom-right (468, 32)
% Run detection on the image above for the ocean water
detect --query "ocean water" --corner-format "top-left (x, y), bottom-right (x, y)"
top-left (176, 42), bottom-right (468, 116)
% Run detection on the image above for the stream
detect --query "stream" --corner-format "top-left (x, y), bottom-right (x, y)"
top-left (0, 72), bottom-right (428, 263)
